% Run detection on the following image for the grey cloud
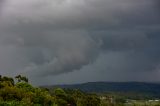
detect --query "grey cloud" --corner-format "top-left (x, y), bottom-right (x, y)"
top-left (1, 0), bottom-right (159, 30)
top-left (0, 0), bottom-right (160, 85)
top-left (23, 32), bottom-right (98, 77)
top-left (92, 31), bottom-right (148, 51)
top-left (96, 31), bottom-right (160, 71)
top-left (0, 30), bottom-right (98, 77)
top-left (0, 0), bottom-right (5, 14)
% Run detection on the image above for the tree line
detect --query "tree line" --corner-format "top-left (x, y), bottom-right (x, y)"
top-left (0, 75), bottom-right (101, 106)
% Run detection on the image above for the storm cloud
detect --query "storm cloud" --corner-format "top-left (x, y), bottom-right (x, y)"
top-left (0, 0), bottom-right (160, 85)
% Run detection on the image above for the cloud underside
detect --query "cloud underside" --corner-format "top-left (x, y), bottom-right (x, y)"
top-left (0, 0), bottom-right (160, 84)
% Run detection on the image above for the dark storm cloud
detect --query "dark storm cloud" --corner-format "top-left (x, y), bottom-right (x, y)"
top-left (94, 31), bottom-right (160, 72)
top-left (0, 0), bottom-right (160, 84)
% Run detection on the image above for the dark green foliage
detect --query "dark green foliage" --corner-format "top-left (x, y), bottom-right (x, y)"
top-left (77, 94), bottom-right (100, 106)
top-left (63, 89), bottom-right (100, 106)
top-left (0, 76), bottom-right (14, 87)
top-left (15, 75), bottom-right (28, 83)
top-left (16, 82), bottom-right (34, 92)
top-left (0, 75), bottom-right (56, 106)
top-left (53, 88), bottom-right (67, 97)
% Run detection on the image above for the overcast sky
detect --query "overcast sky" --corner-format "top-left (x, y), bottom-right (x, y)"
top-left (0, 0), bottom-right (160, 85)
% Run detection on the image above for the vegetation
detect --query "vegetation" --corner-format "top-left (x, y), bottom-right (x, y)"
top-left (0, 75), bottom-right (56, 106)
top-left (0, 75), bottom-right (160, 106)
top-left (50, 82), bottom-right (160, 99)
top-left (0, 75), bottom-right (100, 106)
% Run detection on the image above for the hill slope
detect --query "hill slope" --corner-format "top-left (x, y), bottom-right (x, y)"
top-left (45, 82), bottom-right (160, 98)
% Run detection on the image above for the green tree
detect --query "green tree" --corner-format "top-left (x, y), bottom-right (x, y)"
top-left (15, 75), bottom-right (28, 83)
top-left (0, 76), bottom-right (14, 86)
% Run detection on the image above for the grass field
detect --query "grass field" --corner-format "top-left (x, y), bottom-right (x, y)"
top-left (124, 100), bottom-right (160, 106)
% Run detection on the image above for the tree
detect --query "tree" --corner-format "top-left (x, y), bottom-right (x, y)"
top-left (53, 88), bottom-right (67, 97)
top-left (15, 75), bottom-right (28, 83)
top-left (15, 75), bottom-right (21, 82)
top-left (21, 76), bottom-right (28, 83)
top-left (0, 75), bottom-right (2, 81)
top-left (52, 88), bottom-right (68, 106)
top-left (0, 76), bottom-right (15, 86)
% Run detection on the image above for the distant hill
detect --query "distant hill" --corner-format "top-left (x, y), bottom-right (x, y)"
top-left (43, 82), bottom-right (160, 98)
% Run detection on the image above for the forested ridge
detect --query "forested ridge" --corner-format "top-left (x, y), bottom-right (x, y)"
top-left (49, 82), bottom-right (160, 98)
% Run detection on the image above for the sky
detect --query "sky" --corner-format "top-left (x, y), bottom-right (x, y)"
top-left (0, 0), bottom-right (160, 85)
